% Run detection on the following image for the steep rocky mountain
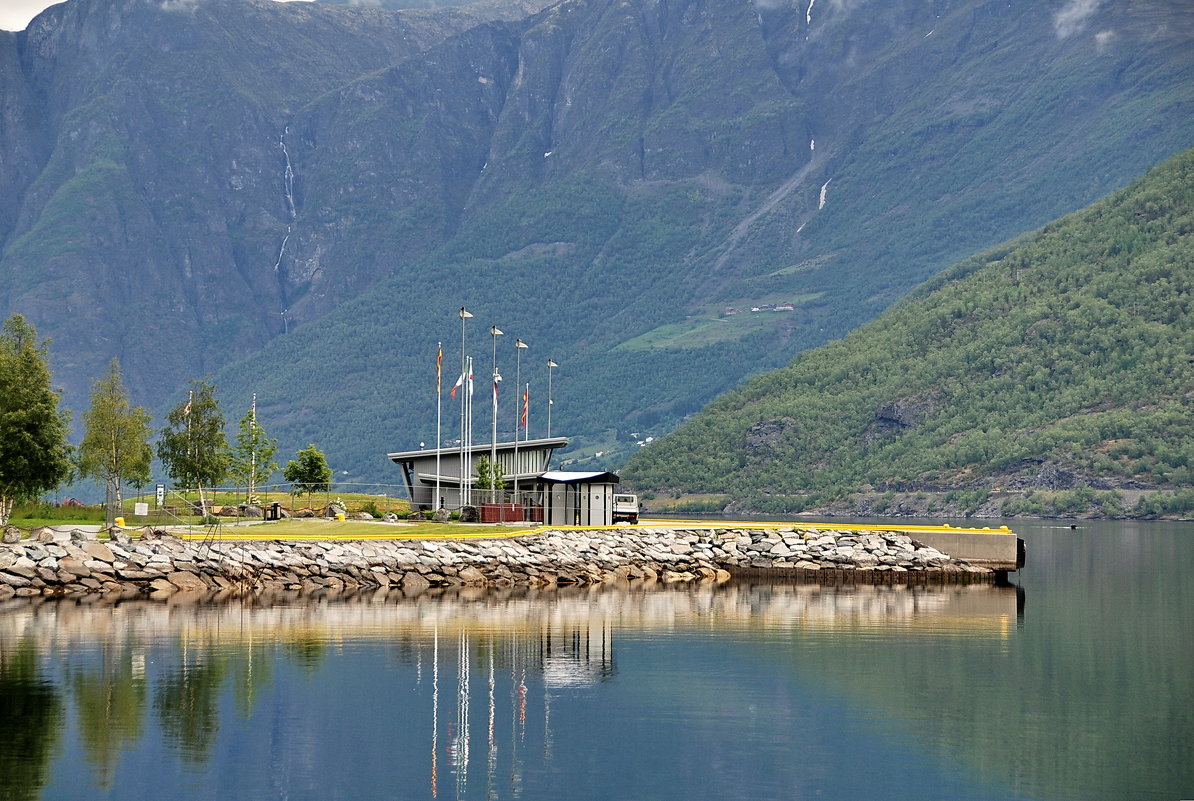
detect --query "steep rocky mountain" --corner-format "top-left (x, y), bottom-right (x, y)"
top-left (1, 0), bottom-right (1191, 482)
top-left (622, 147), bottom-right (1194, 517)
top-left (0, 0), bottom-right (546, 395)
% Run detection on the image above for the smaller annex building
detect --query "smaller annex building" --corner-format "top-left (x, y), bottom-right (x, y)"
top-left (539, 471), bottom-right (620, 527)
top-left (388, 439), bottom-right (625, 525)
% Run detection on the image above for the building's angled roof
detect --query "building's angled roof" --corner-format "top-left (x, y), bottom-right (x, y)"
top-left (388, 437), bottom-right (569, 461)
top-left (538, 471), bottom-right (620, 484)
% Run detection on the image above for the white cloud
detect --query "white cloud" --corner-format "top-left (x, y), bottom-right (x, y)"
top-left (0, 0), bottom-right (315, 31)
top-left (1094, 28), bottom-right (1115, 48)
top-left (0, 0), bottom-right (66, 31)
top-left (1054, 0), bottom-right (1104, 39)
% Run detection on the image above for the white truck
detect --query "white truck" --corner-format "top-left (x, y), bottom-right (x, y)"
top-left (612, 493), bottom-right (640, 524)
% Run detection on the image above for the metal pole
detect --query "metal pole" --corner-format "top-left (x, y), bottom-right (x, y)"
top-left (489, 325), bottom-right (503, 508)
top-left (546, 359), bottom-right (558, 439)
top-left (512, 338), bottom-right (527, 515)
top-left (467, 356), bottom-right (474, 506)
top-left (435, 341), bottom-right (442, 512)
top-left (249, 393), bottom-right (257, 502)
top-left (459, 307), bottom-right (472, 510)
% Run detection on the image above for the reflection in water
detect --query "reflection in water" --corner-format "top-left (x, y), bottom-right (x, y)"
top-left (0, 581), bottom-right (1016, 800)
top-left (153, 658), bottom-right (227, 765)
top-left (69, 642), bottom-right (146, 787)
top-left (3, 524), bottom-right (1191, 800)
top-left (0, 581), bottom-right (1018, 647)
top-left (0, 639), bottom-right (61, 801)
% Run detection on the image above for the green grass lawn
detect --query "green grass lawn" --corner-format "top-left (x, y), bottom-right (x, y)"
top-left (176, 518), bottom-right (529, 540)
top-left (4, 490), bottom-right (417, 533)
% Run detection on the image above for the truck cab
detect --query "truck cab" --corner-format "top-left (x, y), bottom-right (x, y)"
top-left (612, 493), bottom-right (639, 524)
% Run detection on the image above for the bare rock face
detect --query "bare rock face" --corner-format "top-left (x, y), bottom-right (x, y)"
top-left (1033, 463), bottom-right (1081, 490)
top-left (745, 418), bottom-right (798, 454)
top-left (862, 395), bottom-right (942, 444)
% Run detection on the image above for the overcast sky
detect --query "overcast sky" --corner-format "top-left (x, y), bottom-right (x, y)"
top-left (0, 0), bottom-right (318, 31)
top-left (0, 0), bottom-right (63, 30)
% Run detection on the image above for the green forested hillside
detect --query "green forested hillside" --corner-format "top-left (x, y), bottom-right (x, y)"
top-left (622, 148), bottom-right (1194, 516)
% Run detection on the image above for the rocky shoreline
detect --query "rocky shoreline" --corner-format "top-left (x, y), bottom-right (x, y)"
top-left (0, 525), bottom-right (995, 599)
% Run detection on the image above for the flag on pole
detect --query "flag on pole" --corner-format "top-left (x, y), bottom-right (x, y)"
top-left (493, 371), bottom-right (502, 404)
top-left (450, 371), bottom-right (464, 399)
top-left (468, 361), bottom-right (474, 397)
top-left (436, 343), bottom-right (443, 394)
top-left (521, 385), bottom-right (529, 428)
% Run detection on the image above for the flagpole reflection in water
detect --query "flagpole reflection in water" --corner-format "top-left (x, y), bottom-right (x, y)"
top-left (487, 646), bottom-right (497, 801)
top-left (432, 625), bottom-right (439, 800)
top-left (455, 629), bottom-right (470, 799)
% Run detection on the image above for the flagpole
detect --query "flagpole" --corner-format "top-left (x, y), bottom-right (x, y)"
top-left (459, 307), bottom-right (472, 510)
top-left (436, 342), bottom-right (443, 512)
top-left (546, 359), bottom-right (557, 439)
top-left (467, 356), bottom-right (475, 507)
top-left (249, 393), bottom-right (257, 502)
top-left (489, 325), bottom-right (503, 506)
top-left (512, 338), bottom-right (528, 515)
top-left (465, 356), bottom-right (471, 507)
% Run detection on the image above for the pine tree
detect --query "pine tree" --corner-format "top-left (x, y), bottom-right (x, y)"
top-left (0, 315), bottom-right (72, 525)
top-left (78, 359), bottom-right (153, 526)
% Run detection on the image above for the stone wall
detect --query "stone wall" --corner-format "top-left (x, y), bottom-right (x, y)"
top-left (0, 526), bottom-right (993, 599)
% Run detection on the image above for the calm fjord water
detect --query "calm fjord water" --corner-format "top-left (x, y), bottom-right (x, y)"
top-left (1, 520), bottom-right (1190, 801)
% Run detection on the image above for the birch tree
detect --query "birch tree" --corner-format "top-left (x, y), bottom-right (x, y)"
top-left (78, 359), bottom-right (153, 526)
top-left (156, 380), bottom-right (229, 515)
top-left (229, 396), bottom-right (278, 502)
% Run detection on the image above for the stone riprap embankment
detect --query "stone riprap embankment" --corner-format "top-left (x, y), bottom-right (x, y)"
top-left (0, 526), bottom-right (993, 599)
